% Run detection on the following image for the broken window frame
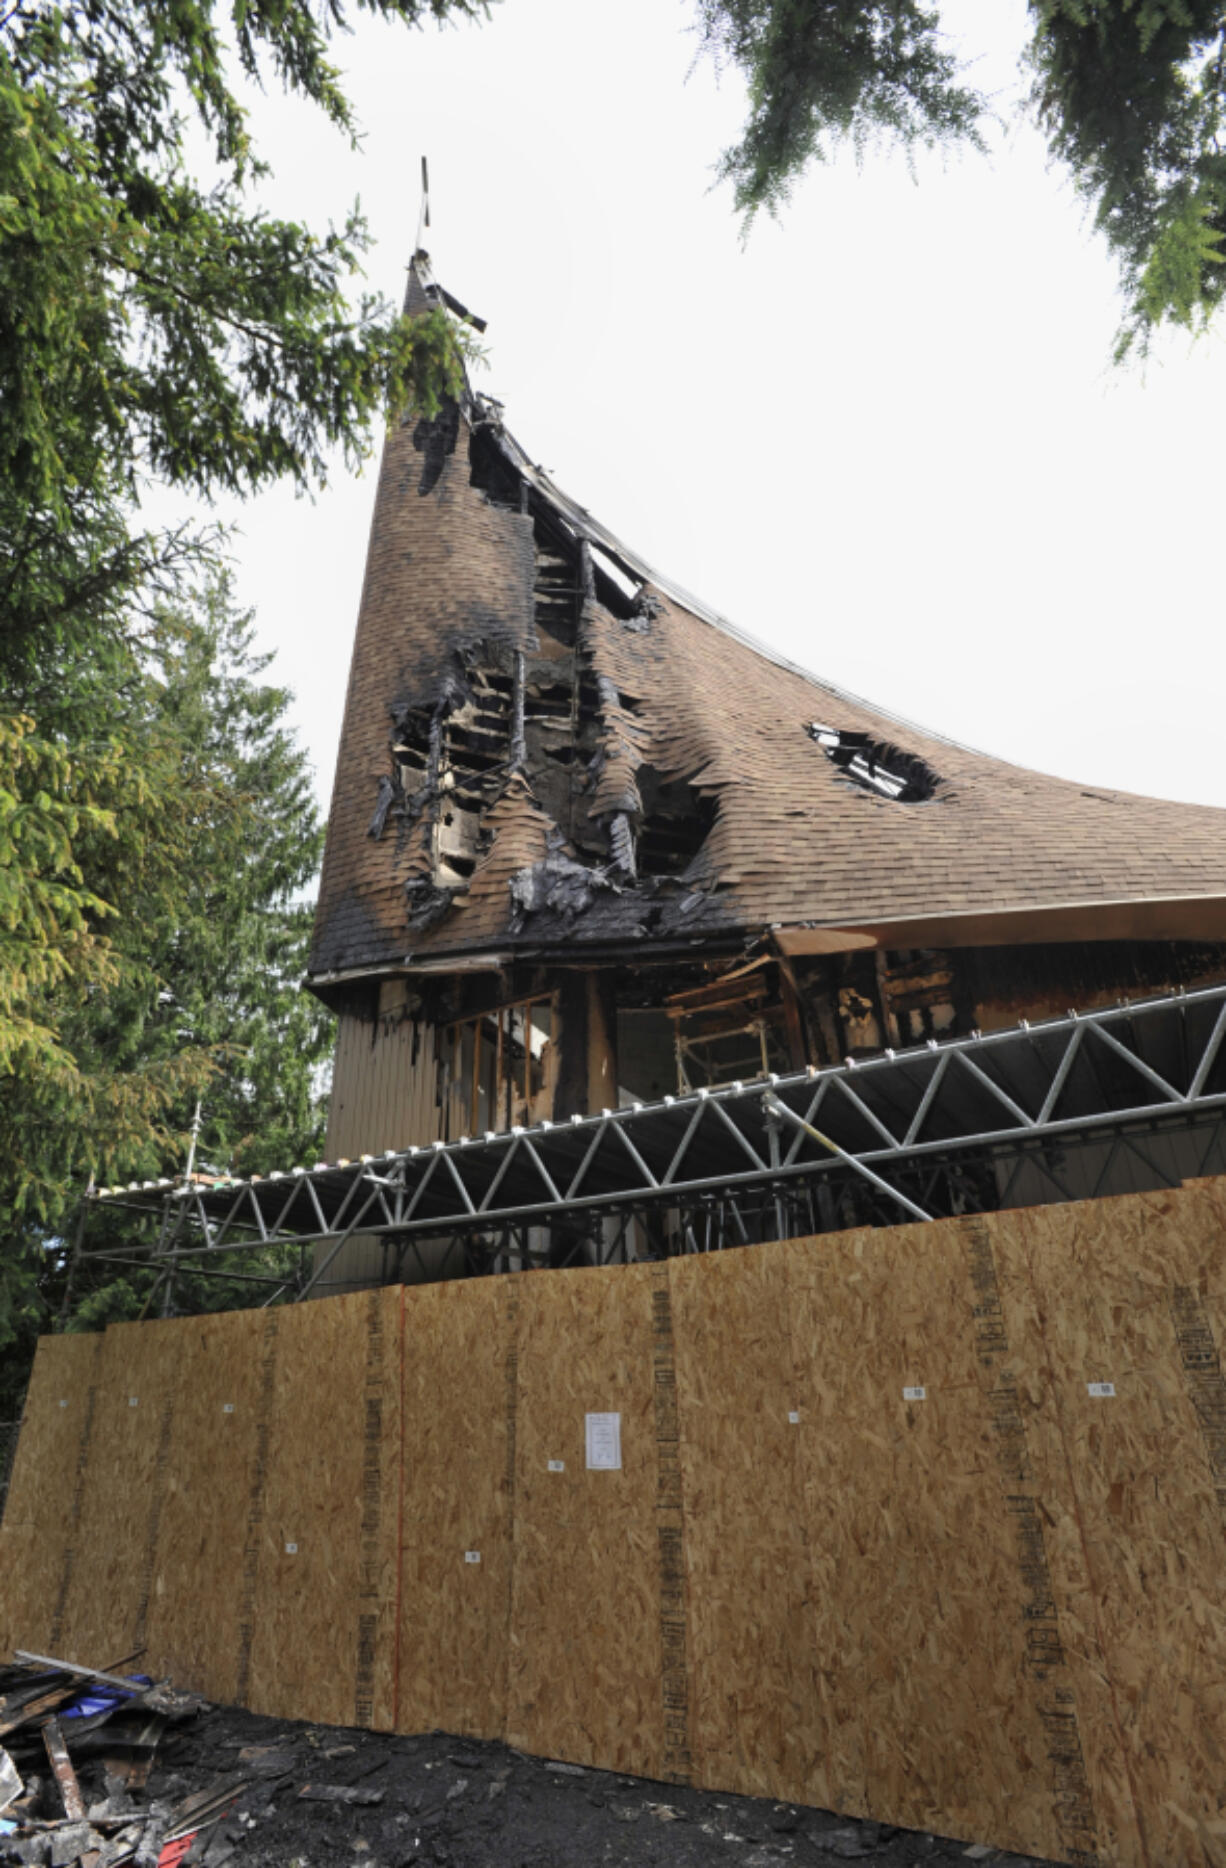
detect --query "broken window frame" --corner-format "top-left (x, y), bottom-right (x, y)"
top-left (442, 993), bottom-right (556, 1138)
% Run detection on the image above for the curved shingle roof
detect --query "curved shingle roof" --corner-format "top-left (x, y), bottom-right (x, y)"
top-left (309, 278), bottom-right (1226, 986)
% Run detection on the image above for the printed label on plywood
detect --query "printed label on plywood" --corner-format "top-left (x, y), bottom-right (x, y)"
top-left (584, 1413), bottom-right (621, 1470)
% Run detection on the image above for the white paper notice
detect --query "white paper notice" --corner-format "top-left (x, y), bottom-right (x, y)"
top-left (902, 1386), bottom-right (926, 1402)
top-left (1087, 1382), bottom-right (1116, 1398)
top-left (585, 1412), bottom-right (622, 1471)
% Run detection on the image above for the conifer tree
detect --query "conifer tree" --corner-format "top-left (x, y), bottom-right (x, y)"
top-left (700, 2), bottom-right (1226, 356)
top-left (0, 0), bottom-right (474, 1393)
top-left (0, 578), bottom-right (332, 1414)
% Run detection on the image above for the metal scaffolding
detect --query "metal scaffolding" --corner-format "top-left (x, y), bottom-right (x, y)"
top-left (79, 982), bottom-right (1226, 1306)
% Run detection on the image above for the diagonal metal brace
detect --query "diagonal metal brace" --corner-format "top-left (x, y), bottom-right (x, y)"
top-left (761, 1093), bottom-right (932, 1224)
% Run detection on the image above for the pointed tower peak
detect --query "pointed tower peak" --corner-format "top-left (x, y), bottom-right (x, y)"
top-left (404, 247), bottom-right (434, 318)
top-left (403, 247), bottom-right (488, 333)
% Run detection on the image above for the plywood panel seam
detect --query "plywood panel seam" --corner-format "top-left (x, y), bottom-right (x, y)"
top-left (392, 1283), bottom-right (408, 1729)
top-left (1009, 1219), bottom-right (1151, 1868)
top-left (355, 1290), bottom-right (388, 1728)
top-left (132, 1390), bottom-right (176, 1651)
top-left (1168, 1282), bottom-right (1226, 1516)
top-left (235, 1312), bottom-right (280, 1707)
top-left (48, 1335), bottom-right (103, 1650)
top-left (502, 1279), bottom-right (521, 1742)
top-left (779, 1246), bottom-right (830, 1813)
top-left (652, 1264), bottom-right (693, 1787)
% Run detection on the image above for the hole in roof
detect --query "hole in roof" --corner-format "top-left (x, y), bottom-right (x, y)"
top-left (589, 543), bottom-right (642, 606)
top-left (807, 723), bottom-right (941, 803)
top-left (468, 423), bottom-right (523, 509)
top-left (636, 765), bottom-right (718, 876)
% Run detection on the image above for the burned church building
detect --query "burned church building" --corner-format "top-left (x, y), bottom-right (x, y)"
top-left (303, 258), bottom-right (1226, 1280)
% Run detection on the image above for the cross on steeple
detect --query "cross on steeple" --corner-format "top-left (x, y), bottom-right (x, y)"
top-left (415, 154), bottom-right (430, 257)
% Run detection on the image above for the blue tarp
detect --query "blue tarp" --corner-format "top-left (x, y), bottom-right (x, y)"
top-left (60, 1674), bottom-right (151, 1720)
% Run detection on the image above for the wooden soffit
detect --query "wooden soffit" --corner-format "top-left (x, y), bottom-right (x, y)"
top-left (773, 895), bottom-right (1226, 957)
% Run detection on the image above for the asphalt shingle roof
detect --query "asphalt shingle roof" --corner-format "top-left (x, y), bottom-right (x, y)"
top-left (310, 349), bottom-right (1226, 984)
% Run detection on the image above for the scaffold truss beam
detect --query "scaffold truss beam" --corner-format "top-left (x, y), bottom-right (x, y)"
top-left (77, 982), bottom-right (1226, 1301)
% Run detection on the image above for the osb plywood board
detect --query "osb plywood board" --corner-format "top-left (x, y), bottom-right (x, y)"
top-left (782, 1215), bottom-right (1136, 1866)
top-left (55, 1320), bottom-right (181, 1668)
top-left (772, 1229), bottom-right (872, 1818)
top-left (1174, 1175), bottom-right (1226, 1867)
top-left (0, 1331), bottom-right (103, 1657)
top-left (0, 1522), bottom-right (39, 1666)
top-left (244, 1287), bottom-right (401, 1731)
top-left (139, 1308), bottom-right (271, 1704)
top-left (507, 1262), bottom-right (666, 1777)
top-left (997, 1188), bottom-right (1226, 1868)
top-left (396, 1278), bottom-right (515, 1741)
top-left (959, 1210), bottom-right (1138, 1868)
top-left (669, 1244), bottom-right (821, 1806)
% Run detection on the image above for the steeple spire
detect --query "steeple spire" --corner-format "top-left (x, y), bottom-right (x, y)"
top-left (415, 154), bottom-right (430, 254)
top-left (404, 245), bottom-right (434, 319)
top-left (402, 243), bottom-right (488, 333)
top-left (401, 164), bottom-right (488, 331)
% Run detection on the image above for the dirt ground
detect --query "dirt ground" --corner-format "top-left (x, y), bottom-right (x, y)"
top-left (70, 1700), bottom-right (1062, 1868)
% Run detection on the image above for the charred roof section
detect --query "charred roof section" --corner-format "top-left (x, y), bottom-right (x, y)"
top-left (355, 413), bottom-right (726, 951)
top-left (308, 261), bottom-right (1226, 992)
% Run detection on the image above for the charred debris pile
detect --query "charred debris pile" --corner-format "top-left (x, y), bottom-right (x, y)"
top-left (0, 1651), bottom-right (222, 1866)
top-left (0, 1647), bottom-right (1057, 1868)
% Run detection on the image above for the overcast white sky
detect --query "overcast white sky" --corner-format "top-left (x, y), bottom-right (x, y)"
top-left (185, 0), bottom-right (1226, 815)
